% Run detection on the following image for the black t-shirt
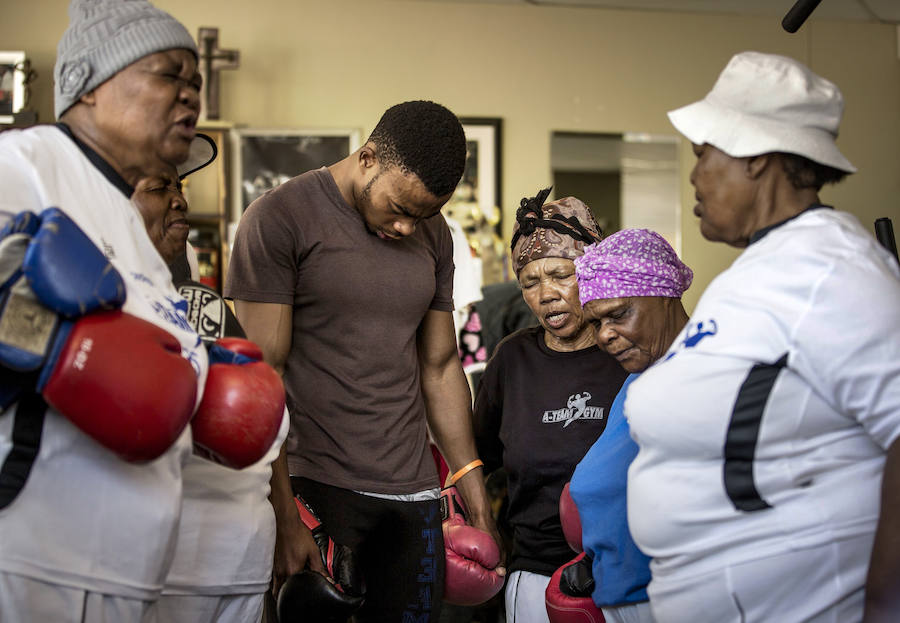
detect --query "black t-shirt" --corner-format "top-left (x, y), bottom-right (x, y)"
top-left (473, 327), bottom-right (627, 575)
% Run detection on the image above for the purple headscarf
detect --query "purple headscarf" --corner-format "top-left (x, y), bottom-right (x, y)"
top-left (575, 229), bottom-right (693, 303)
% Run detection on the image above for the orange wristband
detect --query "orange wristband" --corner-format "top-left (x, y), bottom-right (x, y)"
top-left (449, 459), bottom-right (484, 485)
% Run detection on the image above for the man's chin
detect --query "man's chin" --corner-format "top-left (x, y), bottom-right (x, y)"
top-left (365, 224), bottom-right (399, 241)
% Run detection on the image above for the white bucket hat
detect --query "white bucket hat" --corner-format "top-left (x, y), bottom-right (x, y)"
top-left (668, 51), bottom-right (856, 173)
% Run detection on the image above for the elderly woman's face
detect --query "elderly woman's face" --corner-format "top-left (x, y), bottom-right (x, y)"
top-left (133, 169), bottom-right (189, 266)
top-left (690, 143), bottom-right (757, 248)
top-left (90, 49), bottom-right (201, 169)
top-left (518, 257), bottom-right (591, 349)
top-left (583, 296), bottom-right (673, 373)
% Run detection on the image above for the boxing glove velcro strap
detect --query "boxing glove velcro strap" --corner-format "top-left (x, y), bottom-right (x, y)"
top-left (0, 278), bottom-right (69, 372)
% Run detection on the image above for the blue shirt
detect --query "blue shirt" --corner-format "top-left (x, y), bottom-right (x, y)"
top-left (569, 373), bottom-right (651, 606)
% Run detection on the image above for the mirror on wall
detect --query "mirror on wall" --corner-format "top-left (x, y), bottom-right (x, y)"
top-left (551, 131), bottom-right (681, 252)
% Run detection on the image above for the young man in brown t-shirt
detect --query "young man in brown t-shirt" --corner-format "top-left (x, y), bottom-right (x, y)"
top-left (225, 100), bottom-right (504, 621)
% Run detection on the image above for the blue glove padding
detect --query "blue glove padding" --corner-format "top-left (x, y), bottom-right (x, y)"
top-left (0, 208), bottom-right (125, 373)
top-left (207, 343), bottom-right (255, 366)
top-left (23, 208), bottom-right (125, 317)
top-left (0, 211), bottom-right (40, 292)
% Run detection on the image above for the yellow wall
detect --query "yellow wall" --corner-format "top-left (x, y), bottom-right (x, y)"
top-left (4, 0), bottom-right (899, 310)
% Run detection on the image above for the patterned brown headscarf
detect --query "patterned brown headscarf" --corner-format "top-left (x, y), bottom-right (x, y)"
top-left (510, 187), bottom-right (603, 276)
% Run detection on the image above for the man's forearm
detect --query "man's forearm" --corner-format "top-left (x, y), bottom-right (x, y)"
top-left (422, 362), bottom-right (494, 517)
top-left (269, 443), bottom-right (296, 519)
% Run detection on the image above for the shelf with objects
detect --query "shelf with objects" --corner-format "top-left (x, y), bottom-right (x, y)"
top-left (182, 121), bottom-right (232, 292)
top-left (0, 53), bottom-right (38, 133)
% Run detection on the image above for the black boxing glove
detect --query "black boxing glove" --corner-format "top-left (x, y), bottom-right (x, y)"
top-left (277, 496), bottom-right (365, 623)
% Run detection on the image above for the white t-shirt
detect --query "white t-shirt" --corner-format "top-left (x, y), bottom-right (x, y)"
top-left (163, 408), bottom-right (289, 595)
top-left (0, 125), bottom-right (208, 599)
top-left (445, 216), bottom-right (483, 337)
top-left (626, 208), bottom-right (900, 583)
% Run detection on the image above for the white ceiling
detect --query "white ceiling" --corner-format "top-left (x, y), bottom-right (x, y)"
top-left (418, 0), bottom-right (900, 24)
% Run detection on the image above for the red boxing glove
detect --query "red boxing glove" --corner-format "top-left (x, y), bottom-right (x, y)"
top-left (192, 337), bottom-right (285, 469)
top-left (441, 486), bottom-right (504, 606)
top-left (560, 481), bottom-right (583, 553)
top-left (41, 310), bottom-right (197, 462)
top-left (545, 552), bottom-right (605, 623)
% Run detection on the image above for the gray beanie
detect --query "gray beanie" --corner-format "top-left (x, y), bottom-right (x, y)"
top-left (54, 0), bottom-right (197, 119)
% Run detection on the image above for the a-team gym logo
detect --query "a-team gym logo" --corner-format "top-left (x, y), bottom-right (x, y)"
top-left (542, 392), bottom-right (605, 428)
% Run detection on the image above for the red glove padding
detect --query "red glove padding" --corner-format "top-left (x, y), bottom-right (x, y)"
top-left (192, 337), bottom-right (285, 469)
top-left (42, 310), bottom-right (197, 462)
top-left (545, 552), bottom-right (605, 623)
top-left (441, 485), bottom-right (504, 606)
top-left (277, 496), bottom-right (365, 623)
top-left (430, 442), bottom-right (450, 486)
top-left (560, 481), bottom-right (583, 553)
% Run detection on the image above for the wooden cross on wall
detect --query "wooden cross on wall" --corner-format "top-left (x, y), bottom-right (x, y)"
top-left (197, 27), bottom-right (239, 121)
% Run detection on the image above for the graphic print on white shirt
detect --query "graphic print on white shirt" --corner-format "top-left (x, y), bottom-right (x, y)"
top-left (542, 392), bottom-right (605, 427)
top-left (664, 317), bottom-right (718, 361)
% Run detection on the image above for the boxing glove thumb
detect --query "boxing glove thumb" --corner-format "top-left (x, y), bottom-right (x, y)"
top-left (545, 552), bottom-right (605, 623)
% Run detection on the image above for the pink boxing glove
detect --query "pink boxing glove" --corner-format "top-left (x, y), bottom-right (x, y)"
top-left (441, 485), bottom-right (504, 606)
top-left (192, 337), bottom-right (285, 469)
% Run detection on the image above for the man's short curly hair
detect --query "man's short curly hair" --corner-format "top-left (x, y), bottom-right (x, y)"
top-left (367, 101), bottom-right (467, 198)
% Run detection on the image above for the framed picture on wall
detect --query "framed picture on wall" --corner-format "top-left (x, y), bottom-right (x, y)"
top-left (0, 51), bottom-right (26, 124)
top-left (232, 128), bottom-right (361, 214)
top-left (442, 117), bottom-right (506, 283)
top-left (445, 117), bottom-right (503, 237)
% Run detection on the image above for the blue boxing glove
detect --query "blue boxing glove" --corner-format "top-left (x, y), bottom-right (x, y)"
top-left (0, 208), bottom-right (126, 374)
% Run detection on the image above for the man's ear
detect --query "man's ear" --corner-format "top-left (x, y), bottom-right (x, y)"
top-left (358, 142), bottom-right (378, 172)
top-left (745, 153), bottom-right (772, 180)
